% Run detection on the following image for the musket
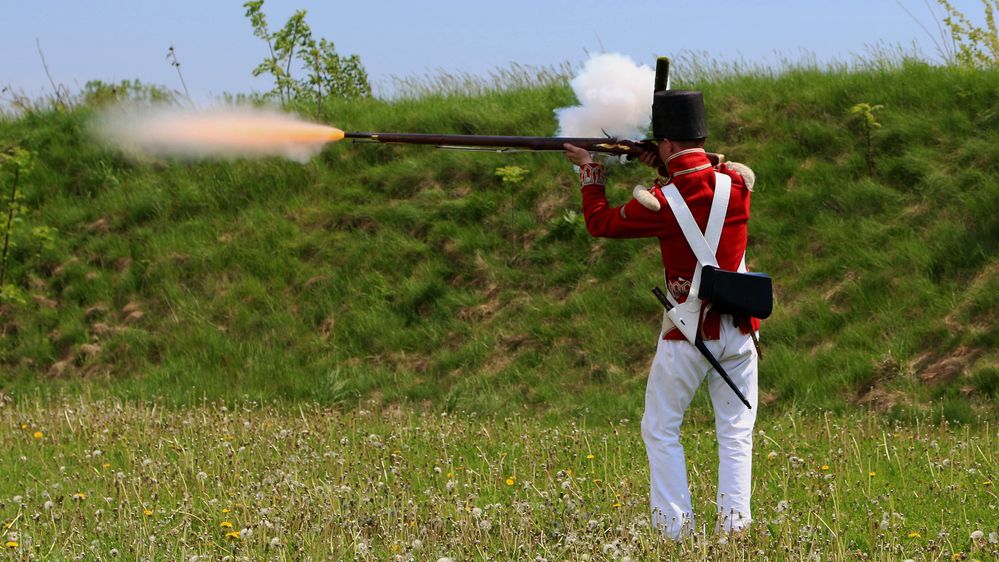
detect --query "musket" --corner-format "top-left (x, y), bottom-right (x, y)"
top-left (343, 131), bottom-right (724, 166)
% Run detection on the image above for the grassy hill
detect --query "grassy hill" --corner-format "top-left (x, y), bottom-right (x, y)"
top-left (1, 60), bottom-right (997, 421)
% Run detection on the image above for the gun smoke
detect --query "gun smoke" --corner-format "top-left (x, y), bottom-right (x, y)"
top-left (93, 106), bottom-right (341, 163)
top-left (555, 53), bottom-right (655, 141)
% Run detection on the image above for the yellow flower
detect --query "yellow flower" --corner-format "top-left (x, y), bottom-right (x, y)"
top-left (19, 423), bottom-right (27, 430)
top-left (821, 465), bottom-right (830, 471)
top-left (907, 531), bottom-right (921, 538)
top-left (226, 531), bottom-right (240, 539)
top-left (951, 553), bottom-right (963, 561)
top-left (102, 463), bottom-right (111, 469)
top-left (220, 521), bottom-right (233, 528)
top-left (505, 477), bottom-right (515, 486)
top-left (4, 541), bottom-right (17, 548)
top-left (985, 480), bottom-right (993, 486)
top-left (586, 453), bottom-right (595, 460)
top-left (613, 502), bottom-right (622, 508)
top-left (73, 492), bottom-right (86, 500)
top-left (33, 431), bottom-right (44, 439)
top-left (447, 472), bottom-right (453, 479)
top-left (143, 509), bottom-right (153, 517)
top-left (869, 471), bottom-right (877, 477)
top-left (222, 508), bottom-right (230, 514)
top-left (593, 479), bottom-right (603, 484)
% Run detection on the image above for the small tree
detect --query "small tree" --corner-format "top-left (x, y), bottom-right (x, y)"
top-left (243, 0), bottom-right (371, 110)
top-left (937, 0), bottom-right (999, 66)
top-left (0, 147), bottom-right (32, 304)
top-left (849, 103), bottom-right (883, 176)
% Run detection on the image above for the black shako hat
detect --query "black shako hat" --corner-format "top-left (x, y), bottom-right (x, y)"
top-left (651, 90), bottom-right (708, 140)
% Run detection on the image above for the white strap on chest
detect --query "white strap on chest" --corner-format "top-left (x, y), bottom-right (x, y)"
top-left (658, 173), bottom-right (733, 343)
top-left (661, 172), bottom-right (731, 299)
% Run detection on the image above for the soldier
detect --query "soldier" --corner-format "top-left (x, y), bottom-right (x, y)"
top-left (563, 89), bottom-right (760, 538)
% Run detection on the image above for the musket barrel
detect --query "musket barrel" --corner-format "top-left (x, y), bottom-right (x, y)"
top-left (345, 132), bottom-right (646, 155)
top-left (343, 131), bottom-right (724, 165)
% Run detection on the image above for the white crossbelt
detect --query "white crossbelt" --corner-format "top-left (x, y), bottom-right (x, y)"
top-left (659, 173), bottom-right (740, 342)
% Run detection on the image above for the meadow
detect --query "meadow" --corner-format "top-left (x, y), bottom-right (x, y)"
top-left (3, 398), bottom-right (997, 561)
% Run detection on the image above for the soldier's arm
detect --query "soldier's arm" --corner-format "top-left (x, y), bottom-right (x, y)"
top-left (578, 163), bottom-right (672, 239)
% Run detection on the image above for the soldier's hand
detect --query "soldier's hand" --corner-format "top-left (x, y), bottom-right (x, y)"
top-left (637, 147), bottom-right (662, 169)
top-left (563, 143), bottom-right (593, 166)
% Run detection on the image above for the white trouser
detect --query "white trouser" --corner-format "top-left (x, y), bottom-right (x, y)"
top-left (640, 315), bottom-right (759, 538)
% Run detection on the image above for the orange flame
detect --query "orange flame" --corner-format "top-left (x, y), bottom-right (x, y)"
top-left (96, 107), bottom-right (346, 162)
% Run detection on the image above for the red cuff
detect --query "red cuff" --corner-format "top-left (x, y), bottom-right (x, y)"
top-left (579, 163), bottom-right (605, 188)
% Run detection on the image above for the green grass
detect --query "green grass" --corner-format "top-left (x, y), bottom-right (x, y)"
top-left (1, 400), bottom-right (996, 560)
top-left (0, 60), bottom-right (997, 420)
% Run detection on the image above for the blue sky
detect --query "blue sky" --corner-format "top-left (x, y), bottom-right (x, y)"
top-left (0, 0), bottom-right (984, 102)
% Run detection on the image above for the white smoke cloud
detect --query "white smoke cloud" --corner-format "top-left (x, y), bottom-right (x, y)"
top-left (555, 53), bottom-right (655, 140)
top-left (93, 105), bottom-right (338, 163)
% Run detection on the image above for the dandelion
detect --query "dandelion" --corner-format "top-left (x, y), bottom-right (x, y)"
top-left (33, 431), bottom-right (43, 439)
top-left (220, 521), bottom-right (233, 528)
top-left (869, 471), bottom-right (876, 477)
top-left (268, 537), bottom-right (281, 548)
top-left (19, 423), bottom-right (27, 430)
top-left (5, 541), bottom-right (17, 548)
top-left (506, 476), bottom-right (516, 486)
top-left (767, 451), bottom-right (778, 460)
top-left (102, 463), bottom-right (110, 469)
top-left (908, 531), bottom-right (921, 538)
top-left (225, 531), bottom-right (240, 539)
top-left (586, 453), bottom-right (595, 459)
top-left (43, 500), bottom-right (54, 510)
top-left (73, 492), bottom-right (86, 501)
top-left (985, 480), bottom-right (993, 486)
top-left (970, 530), bottom-right (984, 541)
top-left (821, 465), bottom-right (830, 471)
top-left (222, 508), bottom-right (230, 514)
top-left (143, 509), bottom-right (153, 517)
top-left (613, 502), bottom-right (622, 508)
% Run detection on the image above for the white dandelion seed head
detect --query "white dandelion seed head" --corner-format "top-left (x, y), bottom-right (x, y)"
top-left (411, 539), bottom-right (423, 550)
top-left (478, 519), bottom-right (492, 531)
top-left (471, 507), bottom-right (483, 518)
top-left (43, 501), bottom-right (54, 510)
top-left (970, 530), bottom-right (984, 541)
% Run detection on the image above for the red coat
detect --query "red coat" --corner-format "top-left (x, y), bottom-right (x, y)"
top-left (579, 149), bottom-right (761, 340)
